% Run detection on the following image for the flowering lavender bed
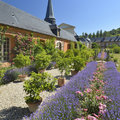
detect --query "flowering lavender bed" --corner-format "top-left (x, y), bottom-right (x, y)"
top-left (23, 62), bottom-right (97, 120)
top-left (104, 61), bottom-right (120, 119)
top-left (2, 65), bottom-right (37, 84)
top-left (97, 52), bottom-right (107, 60)
top-left (104, 52), bottom-right (107, 60)
top-left (97, 52), bottom-right (102, 59)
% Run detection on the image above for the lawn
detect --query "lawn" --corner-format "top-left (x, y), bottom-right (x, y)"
top-left (111, 53), bottom-right (120, 72)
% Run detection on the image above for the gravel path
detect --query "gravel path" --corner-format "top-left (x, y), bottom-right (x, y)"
top-left (0, 69), bottom-right (71, 120)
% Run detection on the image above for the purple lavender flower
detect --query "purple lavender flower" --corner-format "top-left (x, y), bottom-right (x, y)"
top-left (104, 52), bottom-right (107, 59)
top-left (103, 61), bottom-right (120, 120)
top-left (97, 52), bottom-right (102, 59)
top-left (23, 61), bottom-right (97, 120)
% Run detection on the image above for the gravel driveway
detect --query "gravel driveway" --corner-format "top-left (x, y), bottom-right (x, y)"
top-left (0, 69), bottom-right (71, 120)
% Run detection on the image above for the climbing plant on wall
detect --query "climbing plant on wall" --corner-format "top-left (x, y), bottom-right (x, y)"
top-left (14, 33), bottom-right (35, 60)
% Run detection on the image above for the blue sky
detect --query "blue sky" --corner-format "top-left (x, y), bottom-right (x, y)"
top-left (1, 0), bottom-right (120, 35)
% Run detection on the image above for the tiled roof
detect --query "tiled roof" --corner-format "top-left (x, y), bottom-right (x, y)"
top-left (0, 1), bottom-right (77, 42)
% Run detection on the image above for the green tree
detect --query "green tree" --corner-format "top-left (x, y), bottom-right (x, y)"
top-left (89, 33), bottom-right (92, 38)
top-left (96, 30), bottom-right (100, 38)
top-left (92, 32), bottom-right (96, 38)
top-left (100, 30), bottom-right (103, 37)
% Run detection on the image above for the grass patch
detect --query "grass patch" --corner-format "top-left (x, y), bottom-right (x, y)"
top-left (111, 53), bottom-right (120, 72)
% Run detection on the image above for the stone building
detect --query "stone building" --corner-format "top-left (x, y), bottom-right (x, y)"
top-left (91, 36), bottom-right (120, 48)
top-left (0, 0), bottom-right (79, 62)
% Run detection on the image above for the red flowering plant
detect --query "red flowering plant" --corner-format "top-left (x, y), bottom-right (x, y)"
top-left (75, 62), bottom-right (111, 120)
top-left (14, 33), bottom-right (35, 60)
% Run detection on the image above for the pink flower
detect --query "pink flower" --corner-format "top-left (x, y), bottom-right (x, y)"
top-left (83, 109), bottom-right (88, 112)
top-left (96, 96), bottom-right (101, 100)
top-left (87, 115), bottom-right (98, 120)
top-left (92, 113), bottom-right (99, 118)
top-left (75, 91), bottom-right (83, 96)
top-left (86, 88), bottom-right (92, 93)
top-left (99, 103), bottom-right (106, 110)
top-left (99, 109), bottom-right (107, 115)
top-left (74, 118), bottom-right (85, 120)
top-left (101, 95), bottom-right (108, 100)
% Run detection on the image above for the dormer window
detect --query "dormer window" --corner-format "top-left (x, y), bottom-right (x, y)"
top-left (50, 24), bottom-right (61, 36)
top-left (57, 28), bottom-right (60, 36)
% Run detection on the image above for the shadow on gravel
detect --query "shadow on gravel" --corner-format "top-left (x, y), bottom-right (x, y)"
top-left (55, 75), bottom-right (72, 80)
top-left (0, 106), bottom-right (31, 120)
top-left (13, 81), bottom-right (22, 83)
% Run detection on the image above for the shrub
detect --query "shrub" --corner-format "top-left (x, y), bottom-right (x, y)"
top-left (2, 65), bottom-right (37, 84)
top-left (0, 68), bottom-right (7, 85)
top-left (72, 56), bottom-right (85, 71)
top-left (2, 70), bottom-right (20, 84)
top-left (57, 57), bottom-right (71, 76)
top-left (113, 58), bottom-right (118, 63)
top-left (64, 49), bottom-right (74, 58)
top-left (23, 72), bottom-right (56, 103)
top-left (35, 52), bottom-right (51, 70)
top-left (13, 54), bottom-right (31, 68)
top-left (113, 46), bottom-right (120, 53)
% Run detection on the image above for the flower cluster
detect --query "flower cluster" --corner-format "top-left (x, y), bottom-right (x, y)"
top-left (97, 52), bottom-right (107, 60)
top-left (2, 65), bottom-right (37, 84)
top-left (23, 61), bottom-right (97, 120)
top-left (103, 61), bottom-right (120, 120)
top-left (75, 62), bottom-right (109, 120)
top-left (97, 52), bottom-right (102, 59)
top-left (14, 33), bottom-right (34, 58)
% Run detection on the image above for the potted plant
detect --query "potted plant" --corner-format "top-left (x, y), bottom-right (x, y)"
top-left (35, 52), bottom-right (51, 73)
top-left (23, 72), bottom-right (56, 112)
top-left (57, 58), bottom-right (71, 87)
top-left (71, 56), bottom-right (85, 76)
top-left (13, 54), bottom-right (31, 81)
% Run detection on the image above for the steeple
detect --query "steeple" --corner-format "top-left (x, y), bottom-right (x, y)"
top-left (44, 0), bottom-right (56, 24)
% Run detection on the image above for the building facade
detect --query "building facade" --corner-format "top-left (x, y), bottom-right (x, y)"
top-left (0, 0), bottom-right (78, 62)
top-left (91, 36), bottom-right (120, 48)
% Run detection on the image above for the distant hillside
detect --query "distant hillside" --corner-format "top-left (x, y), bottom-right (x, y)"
top-left (80, 27), bottom-right (120, 38)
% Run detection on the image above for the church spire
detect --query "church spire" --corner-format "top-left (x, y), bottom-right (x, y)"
top-left (44, 0), bottom-right (56, 24)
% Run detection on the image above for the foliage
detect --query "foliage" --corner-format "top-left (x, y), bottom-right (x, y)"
top-left (70, 42), bottom-right (75, 49)
top-left (2, 65), bottom-right (37, 85)
top-left (13, 54), bottom-right (31, 68)
top-left (113, 46), bottom-right (120, 53)
top-left (14, 33), bottom-right (35, 57)
top-left (35, 52), bottom-right (51, 70)
top-left (72, 56), bottom-right (85, 71)
top-left (92, 42), bottom-right (100, 49)
top-left (33, 40), bottom-right (45, 57)
top-left (80, 27), bottom-right (120, 38)
top-left (80, 49), bottom-right (94, 62)
top-left (73, 49), bottom-right (81, 57)
top-left (51, 50), bottom-right (63, 63)
top-left (0, 68), bottom-right (7, 85)
top-left (23, 72), bottom-right (56, 103)
top-left (64, 49), bottom-right (74, 58)
top-left (57, 57), bottom-right (71, 76)
top-left (44, 38), bottom-right (56, 55)
top-left (0, 66), bottom-right (20, 85)
top-left (113, 58), bottom-right (118, 63)
top-left (23, 62), bottom-right (97, 120)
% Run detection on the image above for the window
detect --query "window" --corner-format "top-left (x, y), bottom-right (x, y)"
top-left (67, 44), bottom-right (71, 49)
top-left (0, 38), bottom-right (10, 61)
top-left (56, 41), bottom-right (64, 50)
